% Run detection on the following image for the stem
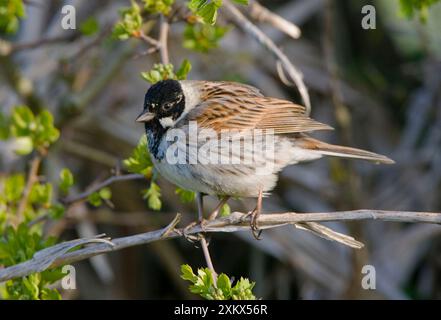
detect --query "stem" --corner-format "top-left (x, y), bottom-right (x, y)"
top-left (15, 155), bottom-right (42, 223)
top-left (159, 14), bottom-right (170, 65)
top-left (196, 193), bottom-right (218, 284)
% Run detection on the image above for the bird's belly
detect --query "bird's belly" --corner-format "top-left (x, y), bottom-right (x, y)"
top-left (152, 158), bottom-right (278, 197)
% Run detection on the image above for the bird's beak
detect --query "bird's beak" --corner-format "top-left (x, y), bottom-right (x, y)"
top-left (136, 110), bottom-right (155, 123)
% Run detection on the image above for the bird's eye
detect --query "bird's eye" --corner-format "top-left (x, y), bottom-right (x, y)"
top-left (162, 102), bottom-right (174, 111)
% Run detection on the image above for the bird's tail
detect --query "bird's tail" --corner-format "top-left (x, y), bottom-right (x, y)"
top-left (295, 136), bottom-right (394, 164)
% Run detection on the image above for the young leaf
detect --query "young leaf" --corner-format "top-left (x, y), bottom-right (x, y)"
top-left (112, 1), bottom-right (143, 40)
top-left (80, 17), bottom-right (99, 36)
top-left (220, 203), bottom-right (230, 217)
top-left (123, 135), bottom-right (153, 176)
top-left (176, 59), bottom-right (192, 80)
top-left (183, 23), bottom-right (229, 53)
top-left (59, 168), bottom-right (74, 194)
top-left (144, 0), bottom-right (175, 15)
top-left (143, 182), bottom-right (162, 210)
top-left (175, 187), bottom-right (196, 203)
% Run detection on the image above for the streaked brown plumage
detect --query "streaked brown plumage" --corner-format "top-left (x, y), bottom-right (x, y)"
top-left (136, 79), bottom-right (394, 199)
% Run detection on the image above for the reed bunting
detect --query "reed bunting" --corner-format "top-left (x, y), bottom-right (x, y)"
top-left (136, 80), bottom-right (394, 235)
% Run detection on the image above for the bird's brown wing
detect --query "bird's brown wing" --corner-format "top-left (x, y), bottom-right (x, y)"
top-left (184, 82), bottom-right (333, 134)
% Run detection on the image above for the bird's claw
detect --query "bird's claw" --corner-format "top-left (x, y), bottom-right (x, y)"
top-left (247, 209), bottom-right (262, 240)
top-left (182, 219), bottom-right (209, 243)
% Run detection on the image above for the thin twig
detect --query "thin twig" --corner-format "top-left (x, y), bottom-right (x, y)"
top-left (62, 174), bottom-right (145, 205)
top-left (158, 14), bottom-right (170, 65)
top-left (249, 0), bottom-right (301, 39)
top-left (223, 0), bottom-right (311, 115)
top-left (1, 210), bottom-right (440, 283)
top-left (138, 31), bottom-right (161, 48)
top-left (7, 34), bottom-right (78, 54)
top-left (196, 193), bottom-right (218, 284)
top-left (15, 155), bottom-right (42, 223)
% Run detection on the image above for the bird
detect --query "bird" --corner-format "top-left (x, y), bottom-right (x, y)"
top-left (136, 79), bottom-right (394, 237)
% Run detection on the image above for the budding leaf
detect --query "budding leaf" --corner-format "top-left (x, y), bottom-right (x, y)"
top-left (59, 168), bottom-right (74, 195)
top-left (143, 182), bottom-right (162, 210)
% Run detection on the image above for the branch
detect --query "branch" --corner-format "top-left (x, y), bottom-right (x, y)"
top-left (223, 0), bottom-right (311, 115)
top-left (62, 174), bottom-right (145, 205)
top-left (1, 210), bottom-right (440, 283)
top-left (158, 14), bottom-right (170, 65)
top-left (249, 0), bottom-right (301, 39)
top-left (16, 155), bottom-right (42, 222)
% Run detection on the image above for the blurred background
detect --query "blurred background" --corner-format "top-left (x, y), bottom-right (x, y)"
top-left (1, 0), bottom-right (441, 299)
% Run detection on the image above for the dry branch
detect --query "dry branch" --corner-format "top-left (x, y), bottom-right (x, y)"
top-left (223, 0), bottom-right (311, 115)
top-left (1, 210), bottom-right (440, 283)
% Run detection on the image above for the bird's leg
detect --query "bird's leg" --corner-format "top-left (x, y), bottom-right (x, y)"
top-left (208, 196), bottom-right (230, 220)
top-left (195, 192), bottom-right (218, 283)
top-left (250, 189), bottom-right (263, 240)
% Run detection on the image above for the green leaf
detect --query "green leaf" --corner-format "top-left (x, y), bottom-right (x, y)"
top-left (220, 203), bottom-right (230, 217)
top-left (143, 0), bottom-right (175, 15)
top-left (232, 0), bottom-right (248, 5)
top-left (175, 187), bottom-right (196, 203)
top-left (87, 188), bottom-right (112, 207)
top-left (180, 264), bottom-right (197, 282)
top-left (80, 17), bottom-right (99, 36)
top-left (188, 0), bottom-right (223, 25)
top-left (3, 174), bottom-right (25, 203)
top-left (99, 187), bottom-right (112, 200)
top-left (112, 0), bottom-right (143, 40)
top-left (399, 0), bottom-right (440, 21)
top-left (217, 273), bottom-right (232, 297)
top-left (141, 63), bottom-right (175, 84)
top-left (10, 106), bottom-right (34, 137)
top-left (0, 111), bottom-right (10, 139)
top-left (0, 0), bottom-right (25, 34)
top-left (40, 288), bottom-right (62, 300)
top-left (180, 264), bottom-right (256, 300)
top-left (48, 203), bottom-right (65, 220)
top-left (87, 192), bottom-right (102, 207)
top-left (34, 110), bottom-right (60, 148)
top-left (183, 23), bottom-right (229, 53)
top-left (29, 183), bottom-right (53, 207)
top-left (142, 182), bottom-right (162, 210)
top-left (176, 59), bottom-right (192, 80)
top-left (12, 136), bottom-right (33, 155)
top-left (123, 135), bottom-right (153, 176)
top-left (59, 168), bottom-right (74, 194)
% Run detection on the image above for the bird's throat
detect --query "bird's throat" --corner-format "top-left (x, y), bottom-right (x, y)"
top-left (145, 119), bottom-right (167, 160)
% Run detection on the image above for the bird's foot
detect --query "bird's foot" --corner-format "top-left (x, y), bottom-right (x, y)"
top-left (248, 208), bottom-right (263, 240)
top-left (182, 219), bottom-right (209, 243)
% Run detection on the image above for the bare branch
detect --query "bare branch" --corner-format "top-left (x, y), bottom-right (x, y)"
top-left (1, 210), bottom-right (440, 283)
top-left (223, 0), bottom-right (311, 115)
top-left (16, 155), bottom-right (42, 223)
top-left (249, 0), bottom-right (301, 39)
top-left (62, 174), bottom-right (145, 205)
top-left (159, 14), bottom-right (170, 65)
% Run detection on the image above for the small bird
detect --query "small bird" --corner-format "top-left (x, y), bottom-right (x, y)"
top-left (136, 80), bottom-right (394, 235)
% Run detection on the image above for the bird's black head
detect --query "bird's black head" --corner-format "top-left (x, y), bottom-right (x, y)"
top-left (136, 79), bottom-right (185, 128)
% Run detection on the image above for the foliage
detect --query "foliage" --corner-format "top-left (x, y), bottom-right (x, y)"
top-left (399, 0), bottom-right (440, 21)
top-left (144, 0), bottom-right (174, 15)
top-left (87, 188), bottom-right (112, 207)
top-left (143, 182), bottom-right (162, 210)
top-left (0, 107), bottom-right (70, 299)
top-left (183, 23), bottom-right (229, 52)
top-left (123, 135), bottom-right (153, 176)
top-left (0, 224), bottom-right (63, 300)
top-left (188, 0), bottom-right (248, 25)
top-left (0, 0), bottom-right (25, 34)
top-left (181, 264), bottom-right (256, 300)
top-left (112, 1), bottom-right (143, 40)
top-left (141, 59), bottom-right (192, 84)
top-left (79, 17), bottom-right (100, 36)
